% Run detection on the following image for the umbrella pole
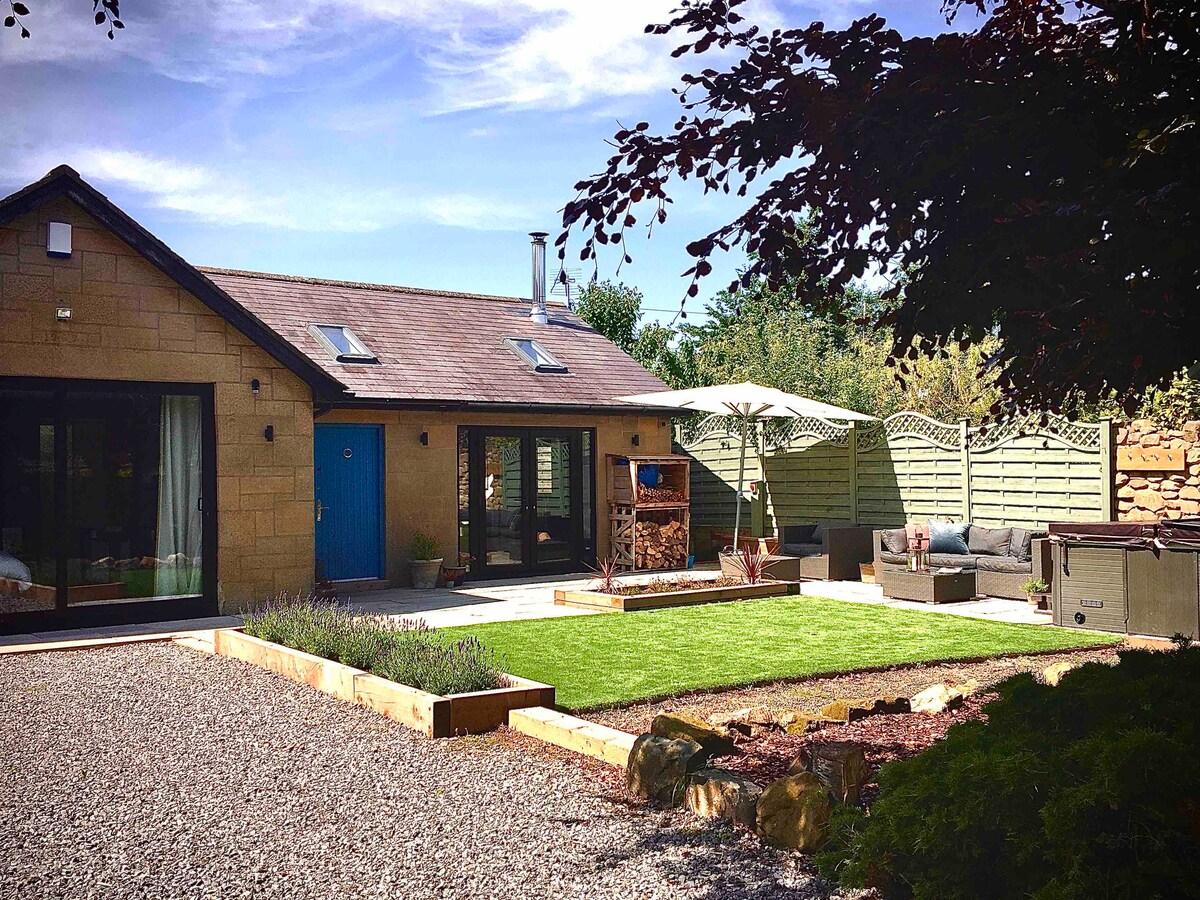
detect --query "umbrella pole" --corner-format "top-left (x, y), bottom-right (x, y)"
top-left (733, 415), bottom-right (748, 551)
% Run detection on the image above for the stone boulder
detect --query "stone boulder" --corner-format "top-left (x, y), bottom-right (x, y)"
top-left (910, 683), bottom-right (965, 715)
top-left (708, 706), bottom-right (779, 738)
top-left (788, 741), bottom-right (869, 805)
top-left (1042, 661), bottom-right (1077, 686)
top-left (685, 769), bottom-right (762, 829)
top-left (651, 713), bottom-right (738, 759)
top-left (756, 773), bottom-right (833, 852)
top-left (778, 710), bottom-right (837, 735)
top-left (821, 695), bottom-right (911, 722)
top-left (626, 734), bottom-right (703, 802)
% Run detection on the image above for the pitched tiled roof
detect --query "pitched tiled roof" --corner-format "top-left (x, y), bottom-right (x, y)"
top-left (201, 268), bottom-right (669, 409)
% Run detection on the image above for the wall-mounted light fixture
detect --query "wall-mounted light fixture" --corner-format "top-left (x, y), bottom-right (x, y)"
top-left (55, 307), bottom-right (72, 322)
top-left (250, 378), bottom-right (261, 396)
top-left (264, 425), bottom-right (275, 442)
top-left (631, 434), bottom-right (641, 447)
top-left (419, 431), bottom-right (429, 446)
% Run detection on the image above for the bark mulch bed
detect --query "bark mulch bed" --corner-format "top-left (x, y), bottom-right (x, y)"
top-left (578, 646), bottom-right (1119, 791)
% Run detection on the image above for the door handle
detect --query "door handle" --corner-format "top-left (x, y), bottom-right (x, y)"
top-left (316, 499), bottom-right (324, 522)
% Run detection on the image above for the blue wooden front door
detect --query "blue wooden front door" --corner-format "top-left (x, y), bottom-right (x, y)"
top-left (314, 424), bottom-right (383, 581)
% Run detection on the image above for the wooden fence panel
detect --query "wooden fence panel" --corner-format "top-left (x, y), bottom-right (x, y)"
top-left (684, 423), bottom-right (760, 527)
top-left (681, 411), bottom-right (1111, 532)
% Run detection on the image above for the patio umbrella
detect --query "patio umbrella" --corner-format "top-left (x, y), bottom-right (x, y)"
top-left (618, 382), bottom-right (877, 550)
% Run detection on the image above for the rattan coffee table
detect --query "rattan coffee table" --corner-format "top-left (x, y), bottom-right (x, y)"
top-left (878, 568), bottom-right (977, 604)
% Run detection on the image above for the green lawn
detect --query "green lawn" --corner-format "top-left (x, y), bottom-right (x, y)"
top-left (444, 596), bottom-right (1120, 710)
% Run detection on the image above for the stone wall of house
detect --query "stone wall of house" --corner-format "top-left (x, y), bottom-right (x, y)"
top-left (1115, 419), bottom-right (1200, 521)
top-left (0, 195), bottom-right (316, 611)
top-left (325, 408), bottom-right (673, 584)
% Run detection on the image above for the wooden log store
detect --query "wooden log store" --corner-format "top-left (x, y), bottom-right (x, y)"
top-left (607, 454), bottom-right (691, 571)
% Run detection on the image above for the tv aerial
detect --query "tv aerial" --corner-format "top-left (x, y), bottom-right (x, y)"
top-left (552, 266), bottom-right (582, 310)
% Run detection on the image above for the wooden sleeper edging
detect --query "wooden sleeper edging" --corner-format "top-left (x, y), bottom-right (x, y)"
top-left (554, 580), bottom-right (799, 612)
top-left (212, 629), bottom-right (554, 738)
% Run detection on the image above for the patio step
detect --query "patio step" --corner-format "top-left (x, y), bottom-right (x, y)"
top-left (508, 706), bottom-right (636, 768)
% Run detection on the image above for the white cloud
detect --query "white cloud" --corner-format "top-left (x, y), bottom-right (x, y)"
top-left (18, 146), bottom-right (533, 232)
top-left (2, 0), bottom-right (782, 110)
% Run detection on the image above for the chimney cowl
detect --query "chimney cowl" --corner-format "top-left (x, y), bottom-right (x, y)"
top-left (529, 231), bottom-right (549, 325)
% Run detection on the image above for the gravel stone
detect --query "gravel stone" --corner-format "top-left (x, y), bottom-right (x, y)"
top-left (0, 643), bottom-right (859, 899)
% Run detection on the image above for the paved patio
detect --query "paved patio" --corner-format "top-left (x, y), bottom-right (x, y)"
top-left (0, 570), bottom-right (1048, 649)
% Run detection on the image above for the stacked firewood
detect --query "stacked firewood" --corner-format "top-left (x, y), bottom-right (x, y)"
top-left (638, 485), bottom-right (686, 504)
top-left (635, 519), bottom-right (689, 569)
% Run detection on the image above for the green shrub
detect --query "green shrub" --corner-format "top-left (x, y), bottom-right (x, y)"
top-left (814, 647), bottom-right (1200, 900)
top-left (411, 530), bottom-right (440, 561)
top-left (242, 596), bottom-right (504, 695)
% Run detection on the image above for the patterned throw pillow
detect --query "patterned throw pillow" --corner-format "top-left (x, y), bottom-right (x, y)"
top-left (929, 521), bottom-right (970, 555)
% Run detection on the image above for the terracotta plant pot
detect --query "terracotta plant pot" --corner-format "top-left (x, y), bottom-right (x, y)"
top-left (410, 558), bottom-right (443, 590)
top-left (441, 565), bottom-right (468, 588)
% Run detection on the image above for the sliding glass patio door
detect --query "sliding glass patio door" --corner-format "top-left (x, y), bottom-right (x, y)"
top-left (0, 378), bottom-right (216, 632)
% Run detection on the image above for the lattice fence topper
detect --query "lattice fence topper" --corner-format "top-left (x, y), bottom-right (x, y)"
top-left (855, 412), bottom-right (960, 452)
top-left (968, 412), bottom-right (1102, 452)
top-left (766, 416), bottom-right (851, 449)
top-left (684, 409), bottom-right (1102, 453)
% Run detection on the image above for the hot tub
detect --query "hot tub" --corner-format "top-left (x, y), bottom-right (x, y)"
top-left (1048, 521), bottom-right (1200, 638)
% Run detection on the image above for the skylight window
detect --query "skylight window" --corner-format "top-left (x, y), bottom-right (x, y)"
top-left (309, 324), bottom-right (378, 364)
top-left (505, 337), bottom-right (568, 374)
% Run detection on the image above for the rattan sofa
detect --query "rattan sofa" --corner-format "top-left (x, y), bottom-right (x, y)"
top-left (872, 525), bottom-right (1052, 600)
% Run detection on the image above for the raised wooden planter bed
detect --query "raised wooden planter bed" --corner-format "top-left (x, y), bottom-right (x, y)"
top-left (212, 629), bottom-right (554, 738)
top-left (553, 579), bottom-right (800, 612)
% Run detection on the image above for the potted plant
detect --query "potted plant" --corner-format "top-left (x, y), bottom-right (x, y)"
top-left (440, 552), bottom-right (472, 589)
top-left (1022, 578), bottom-right (1051, 609)
top-left (409, 530), bottom-right (443, 590)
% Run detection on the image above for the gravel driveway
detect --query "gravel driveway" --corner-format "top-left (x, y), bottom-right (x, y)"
top-left (1, 643), bottom-right (855, 900)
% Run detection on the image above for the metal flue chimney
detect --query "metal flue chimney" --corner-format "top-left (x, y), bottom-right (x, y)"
top-left (529, 231), bottom-right (549, 325)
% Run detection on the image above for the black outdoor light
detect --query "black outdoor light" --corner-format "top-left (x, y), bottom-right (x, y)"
top-left (251, 378), bottom-right (261, 396)
top-left (264, 424), bottom-right (274, 442)
top-left (631, 434), bottom-right (640, 447)
top-left (419, 431), bottom-right (429, 446)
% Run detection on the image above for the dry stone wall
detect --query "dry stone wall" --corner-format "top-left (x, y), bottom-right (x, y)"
top-left (1116, 419), bottom-right (1200, 521)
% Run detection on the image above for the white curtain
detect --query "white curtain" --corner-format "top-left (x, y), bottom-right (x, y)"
top-left (154, 395), bottom-right (202, 597)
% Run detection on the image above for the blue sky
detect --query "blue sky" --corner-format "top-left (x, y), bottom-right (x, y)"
top-left (2, 0), bottom-right (965, 322)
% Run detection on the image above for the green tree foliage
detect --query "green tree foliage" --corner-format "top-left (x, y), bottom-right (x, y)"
top-left (575, 280), bottom-right (643, 354)
top-left (815, 646), bottom-right (1200, 900)
top-left (577, 271), bottom-right (1001, 422)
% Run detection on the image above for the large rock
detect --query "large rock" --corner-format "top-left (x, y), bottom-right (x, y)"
top-left (821, 695), bottom-right (911, 722)
top-left (626, 734), bottom-right (703, 802)
top-left (756, 773), bottom-right (833, 851)
top-left (651, 713), bottom-right (738, 759)
top-left (685, 769), bottom-right (762, 828)
top-left (1043, 661), bottom-right (1077, 686)
top-left (708, 706), bottom-right (779, 738)
top-left (910, 683), bottom-right (965, 715)
top-left (788, 741), bottom-right (869, 805)
top-left (778, 710), bottom-right (836, 735)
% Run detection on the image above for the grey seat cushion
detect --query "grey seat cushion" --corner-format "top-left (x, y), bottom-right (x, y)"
top-left (782, 542), bottom-right (824, 558)
top-left (780, 524), bottom-right (817, 544)
top-left (969, 525), bottom-right (1013, 556)
top-left (812, 521), bottom-right (852, 547)
top-left (976, 555), bottom-right (1033, 574)
top-left (928, 553), bottom-right (981, 569)
top-left (879, 551), bottom-right (908, 566)
top-left (1009, 527), bottom-right (1035, 561)
top-left (880, 527), bottom-right (908, 554)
